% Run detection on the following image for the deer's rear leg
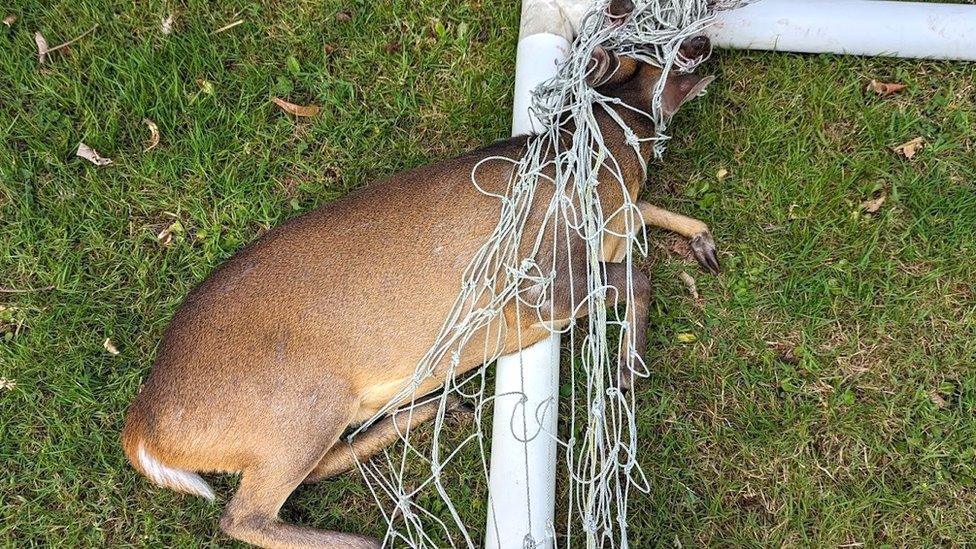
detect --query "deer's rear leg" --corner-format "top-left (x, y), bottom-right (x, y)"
top-left (219, 395), bottom-right (381, 548)
top-left (638, 201), bottom-right (720, 274)
top-left (221, 463), bottom-right (381, 549)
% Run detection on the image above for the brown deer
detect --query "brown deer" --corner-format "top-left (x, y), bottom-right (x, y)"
top-left (122, 36), bottom-right (718, 548)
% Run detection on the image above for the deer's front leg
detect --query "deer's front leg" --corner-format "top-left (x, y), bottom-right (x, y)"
top-left (541, 258), bottom-right (650, 391)
top-left (637, 201), bottom-right (720, 274)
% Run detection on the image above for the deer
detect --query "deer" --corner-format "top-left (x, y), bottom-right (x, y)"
top-left (122, 34), bottom-right (719, 549)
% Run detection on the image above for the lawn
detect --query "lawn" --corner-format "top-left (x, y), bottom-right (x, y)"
top-left (2, 0), bottom-right (975, 547)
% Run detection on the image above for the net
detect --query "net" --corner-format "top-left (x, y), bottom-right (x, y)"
top-left (344, 1), bottom-right (747, 546)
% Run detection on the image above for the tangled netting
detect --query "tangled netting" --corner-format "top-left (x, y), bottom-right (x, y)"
top-left (345, 1), bottom-right (747, 547)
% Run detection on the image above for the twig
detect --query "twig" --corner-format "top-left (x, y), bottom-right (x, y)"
top-left (678, 271), bottom-right (699, 301)
top-left (214, 19), bottom-right (244, 34)
top-left (0, 285), bottom-right (55, 294)
top-left (43, 24), bottom-right (98, 55)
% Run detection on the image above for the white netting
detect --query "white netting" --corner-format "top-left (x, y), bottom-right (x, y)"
top-left (344, 1), bottom-right (746, 546)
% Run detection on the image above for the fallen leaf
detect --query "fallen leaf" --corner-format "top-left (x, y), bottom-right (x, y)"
top-left (929, 390), bottom-right (947, 409)
top-left (861, 194), bottom-right (886, 213)
top-left (161, 14), bottom-right (174, 35)
top-left (867, 79), bottom-right (907, 96)
top-left (893, 137), bottom-right (924, 160)
top-left (668, 237), bottom-right (694, 263)
top-left (323, 44), bottom-right (336, 56)
top-left (678, 271), bottom-right (699, 300)
top-left (103, 338), bottom-right (120, 355)
top-left (156, 220), bottom-right (183, 245)
top-left (76, 142), bottom-right (113, 166)
top-left (767, 340), bottom-right (799, 365)
top-left (196, 79), bottom-right (214, 95)
top-left (0, 377), bottom-right (16, 391)
top-left (676, 332), bottom-right (697, 344)
top-left (143, 118), bottom-right (160, 151)
top-left (34, 25), bottom-right (98, 64)
top-left (716, 168), bottom-right (729, 181)
top-left (788, 203), bottom-right (802, 220)
top-left (336, 10), bottom-right (353, 22)
top-left (272, 97), bottom-right (321, 118)
top-left (3, 14), bottom-right (16, 27)
top-left (34, 32), bottom-right (48, 64)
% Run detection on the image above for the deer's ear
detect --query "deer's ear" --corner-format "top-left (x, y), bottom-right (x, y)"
top-left (662, 74), bottom-right (715, 117)
top-left (585, 46), bottom-right (617, 87)
top-left (588, 49), bottom-right (642, 90)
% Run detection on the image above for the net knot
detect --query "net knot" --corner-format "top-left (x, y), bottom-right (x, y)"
top-left (396, 495), bottom-right (415, 520)
top-left (624, 128), bottom-right (640, 148)
top-left (591, 400), bottom-right (605, 418)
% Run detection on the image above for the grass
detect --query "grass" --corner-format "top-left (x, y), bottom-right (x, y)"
top-left (1, 0), bottom-right (974, 546)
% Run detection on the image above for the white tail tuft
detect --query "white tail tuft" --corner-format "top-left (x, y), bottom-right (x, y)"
top-left (136, 442), bottom-right (215, 501)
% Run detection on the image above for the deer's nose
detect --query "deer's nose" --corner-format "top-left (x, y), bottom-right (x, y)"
top-left (609, 0), bottom-right (635, 17)
top-left (680, 36), bottom-right (711, 59)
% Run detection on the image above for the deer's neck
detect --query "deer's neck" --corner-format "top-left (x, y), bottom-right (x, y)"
top-left (593, 104), bottom-right (657, 202)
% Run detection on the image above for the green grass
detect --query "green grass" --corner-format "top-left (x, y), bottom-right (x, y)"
top-left (1, 0), bottom-right (974, 546)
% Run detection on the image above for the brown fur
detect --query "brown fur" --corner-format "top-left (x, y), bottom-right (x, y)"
top-left (122, 41), bottom-right (718, 548)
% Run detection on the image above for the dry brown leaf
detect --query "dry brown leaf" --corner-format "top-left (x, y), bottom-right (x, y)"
top-left (929, 390), bottom-right (947, 409)
top-left (103, 338), bottom-right (120, 356)
top-left (76, 142), bottom-right (113, 166)
top-left (861, 194), bottom-right (886, 213)
top-left (668, 237), bottom-right (693, 263)
top-left (893, 137), bottom-right (924, 160)
top-left (34, 32), bottom-right (48, 64)
top-left (161, 14), bottom-right (174, 35)
top-left (678, 271), bottom-right (699, 300)
top-left (336, 10), bottom-right (353, 22)
top-left (34, 26), bottom-right (97, 64)
top-left (3, 14), bottom-right (17, 27)
top-left (143, 118), bottom-right (160, 151)
top-left (867, 79), bottom-right (907, 96)
top-left (767, 340), bottom-right (799, 365)
top-left (156, 220), bottom-right (183, 246)
top-left (272, 97), bottom-right (321, 118)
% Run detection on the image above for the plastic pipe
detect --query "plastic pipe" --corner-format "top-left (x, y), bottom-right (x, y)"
top-left (708, 0), bottom-right (976, 61)
top-left (485, 2), bottom-right (585, 547)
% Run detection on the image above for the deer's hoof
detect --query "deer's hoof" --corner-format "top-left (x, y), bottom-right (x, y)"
top-left (690, 231), bottom-right (720, 274)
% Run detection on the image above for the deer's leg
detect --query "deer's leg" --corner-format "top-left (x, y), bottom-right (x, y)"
top-left (637, 201), bottom-right (720, 274)
top-left (304, 397), bottom-right (462, 483)
top-left (219, 398), bottom-right (381, 548)
top-left (544, 256), bottom-right (651, 390)
top-left (602, 262), bottom-right (651, 390)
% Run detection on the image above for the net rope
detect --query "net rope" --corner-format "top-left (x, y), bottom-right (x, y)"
top-left (344, 1), bottom-right (748, 546)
